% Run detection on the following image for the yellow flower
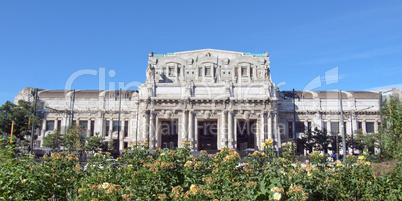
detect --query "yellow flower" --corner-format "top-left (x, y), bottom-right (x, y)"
top-left (262, 143), bottom-right (267, 147)
top-left (274, 192), bottom-right (282, 200)
top-left (184, 161), bottom-right (193, 167)
top-left (190, 184), bottom-right (196, 192)
top-left (358, 155), bottom-right (364, 160)
top-left (127, 164), bottom-right (133, 169)
top-left (157, 194), bottom-right (167, 200)
top-left (270, 187), bottom-right (284, 193)
top-left (106, 152), bottom-right (111, 156)
top-left (307, 172), bottom-right (312, 177)
top-left (102, 182), bottom-right (110, 189)
top-left (21, 179), bottom-right (28, 184)
top-left (334, 160), bottom-right (343, 167)
top-left (265, 139), bottom-right (273, 145)
top-left (365, 161), bottom-right (371, 166)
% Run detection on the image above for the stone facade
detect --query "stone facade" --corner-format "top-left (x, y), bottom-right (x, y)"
top-left (14, 49), bottom-right (400, 154)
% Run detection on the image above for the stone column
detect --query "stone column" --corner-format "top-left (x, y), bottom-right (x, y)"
top-left (54, 119), bottom-right (59, 131)
top-left (221, 111), bottom-right (228, 148)
top-left (267, 111), bottom-right (272, 140)
top-left (362, 120), bottom-right (366, 134)
top-left (149, 112), bottom-right (155, 149)
top-left (182, 111), bottom-right (188, 143)
top-left (374, 119), bottom-right (379, 133)
top-left (96, 117), bottom-right (103, 137)
top-left (351, 113), bottom-right (357, 133)
top-left (143, 111), bottom-right (149, 142)
top-left (188, 110), bottom-right (194, 150)
top-left (253, 66), bottom-right (257, 80)
top-left (108, 120), bottom-right (113, 141)
top-left (41, 119), bottom-right (47, 137)
top-left (87, 120), bottom-right (91, 138)
top-left (261, 112), bottom-right (266, 147)
top-left (119, 120), bottom-right (124, 151)
top-left (273, 103), bottom-right (281, 151)
top-left (228, 111), bottom-right (234, 149)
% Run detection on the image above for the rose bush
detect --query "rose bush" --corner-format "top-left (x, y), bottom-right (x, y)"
top-left (0, 137), bottom-right (400, 200)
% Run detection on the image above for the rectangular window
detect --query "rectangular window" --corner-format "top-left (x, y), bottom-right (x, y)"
top-left (322, 122), bottom-right (328, 133)
top-left (46, 120), bottom-right (54, 131)
top-left (57, 120), bottom-right (61, 132)
top-left (241, 67), bottom-right (247, 77)
top-left (91, 120), bottom-right (95, 136)
top-left (366, 122), bottom-right (375, 133)
top-left (205, 67), bottom-right (211, 76)
top-left (113, 121), bottom-right (119, 132)
top-left (358, 122), bottom-right (362, 130)
top-left (105, 120), bottom-right (110, 136)
top-left (79, 120), bottom-right (88, 131)
top-left (295, 121), bottom-right (305, 133)
top-left (124, 121), bottom-right (128, 137)
top-left (288, 121), bottom-right (293, 138)
top-left (331, 122), bottom-right (339, 134)
top-left (169, 67), bottom-right (175, 76)
top-left (124, 142), bottom-right (128, 149)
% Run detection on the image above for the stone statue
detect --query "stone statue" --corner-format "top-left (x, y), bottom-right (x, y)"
top-left (146, 65), bottom-right (155, 82)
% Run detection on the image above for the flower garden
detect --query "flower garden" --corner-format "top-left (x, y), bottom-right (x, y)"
top-left (0, 139), bottom-right (401, 201)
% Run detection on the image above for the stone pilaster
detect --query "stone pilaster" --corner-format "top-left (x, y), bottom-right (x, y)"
top-left (221, 111), bottom-right (228, 148)
top-left (228, 110), bottom-right (234, 149)
top-left (188, 110), bottom-right (194, 150)
top-left (149, 111), bottom-right (155, 149)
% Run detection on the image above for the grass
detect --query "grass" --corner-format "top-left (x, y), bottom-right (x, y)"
top-left (372, 159), bottom-right (399, 177)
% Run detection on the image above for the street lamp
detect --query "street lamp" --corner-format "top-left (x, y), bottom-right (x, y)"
top-left (346, 105), bottom-right (374, 155)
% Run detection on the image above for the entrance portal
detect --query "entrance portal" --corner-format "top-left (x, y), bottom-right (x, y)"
top-left (161, 120), bottom-right (178, 149)
top-left (198, 120), bottom-right (218, 151)
top-left (236, 120), bottom-right (256, 150)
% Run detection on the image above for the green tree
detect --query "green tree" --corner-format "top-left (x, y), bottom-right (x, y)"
top-left (42, 131), bottom-right (63, 151)
top-left (84, 132), bottom-right (103, 151)
top-left (107, 141), bottom-right (115, 150)
top-left (303, 128), bottom-right (333, 154)
top-left (63, 126), bottom-right (85, 151)
top-left (351, 129), bottom-right (377, 154)
top-left (0, 100), bottom-right (39, 141)
top-left (380, 98), bottom-right (402, 160)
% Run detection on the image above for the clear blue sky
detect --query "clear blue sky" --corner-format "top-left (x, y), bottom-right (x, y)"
top-left (1, 1), bottom-right (401, 104)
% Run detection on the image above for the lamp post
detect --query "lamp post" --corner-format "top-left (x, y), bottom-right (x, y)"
top-left (347, 106), bottom-right (374, 155)
top-left (29, 88), bottom-right (38, 154)
top-left (116, 89), bottom-right (122, 153)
